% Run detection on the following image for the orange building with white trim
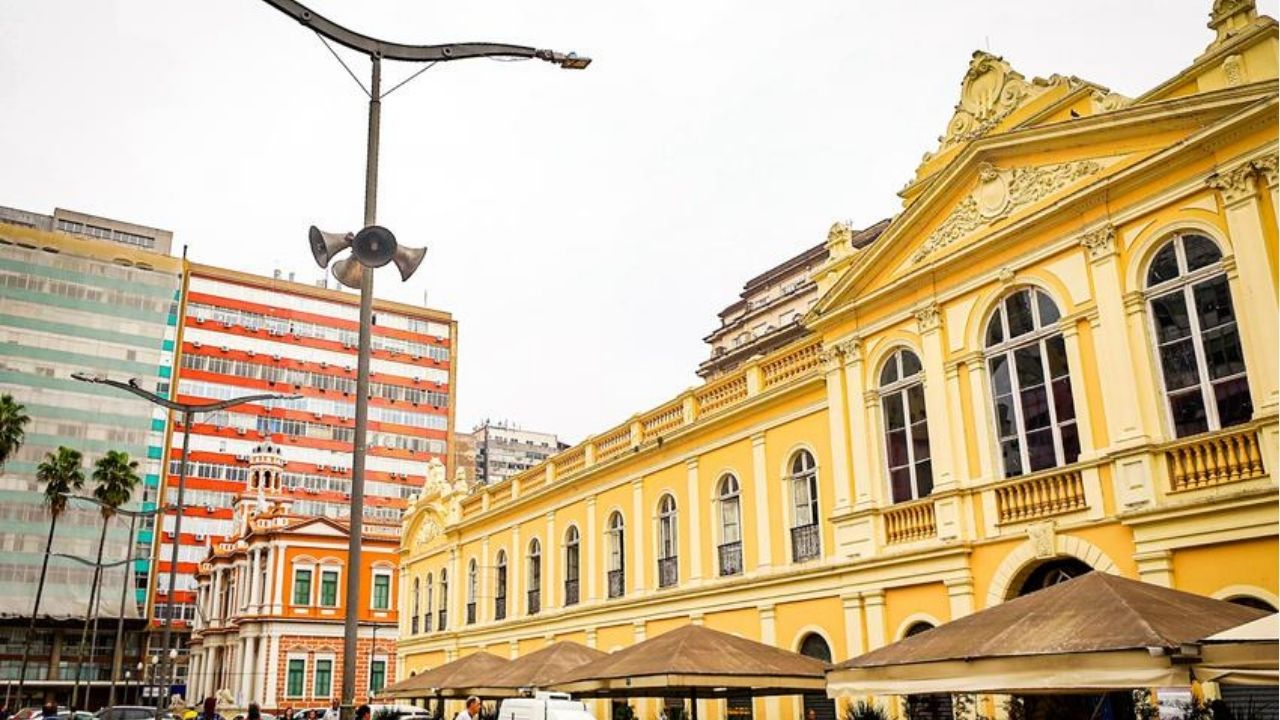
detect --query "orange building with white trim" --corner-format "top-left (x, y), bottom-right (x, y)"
top-left (187, 442), bottom-right (400, 708)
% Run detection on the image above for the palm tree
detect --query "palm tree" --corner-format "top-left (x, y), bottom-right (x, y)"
top-left (0, 393), bottom-right (30, 469)
top-left (71, 450), bottom-right (140, 708)
top-left (15, 446), bottom-right (85, 702)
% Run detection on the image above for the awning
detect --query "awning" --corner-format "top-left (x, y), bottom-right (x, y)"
top-left (827, 573), bottom-right (1268, 696)
top-left (465, 641), bottom-right (607, 697)
top-left (1194, 613), bottom-right (1278, 686)
top-left (381, 651), bottom-right (510, 699)
top-left (551, 623), bottom-right (828, 698)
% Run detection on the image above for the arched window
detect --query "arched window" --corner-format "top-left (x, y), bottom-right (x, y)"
top-left (438, 568), bottom-right (448, 630)
top-left (527, 538), bottom-right (542, 615)
top-left (494, 550), bottom-right (508, 621)
top-left (424, 572), bottom-right (434, 632)
top-left (1016, 558), bottom-right (1092, 597)
top-left (716, 475), bottom-right (743, 577)
top-left (879, 348), bottom-right (932, 503)
top-left (564, 526), bottom-right (581, 606)
top-left (466, 559), bottom-right (478, 625)
top-left (789, 450), bottom-right (821, 562)
top-left (606, 511), bottom-right (625, 599)
top-left (902, 623), bottom-right (953, 719)
top-left (1146, 232), bottom-right (1251, 437)
top-left (657, 494), bottom-right (679, 589)
top-left (411, 577), bottom-right (421, 634)
top-left (798, 634), bottom-right (835, 720)
top-left (985, 288), bottom-right (1079, 478)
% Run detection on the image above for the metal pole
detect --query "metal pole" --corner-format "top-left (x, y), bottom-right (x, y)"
top-left (341, 55), bottom-right (380, 720)
top-left (15, 507), bottom-right (59, 704)
top-left (109, 512), bottom-right (139, 707)
top-left (157, 410), bottom-right (194, 714)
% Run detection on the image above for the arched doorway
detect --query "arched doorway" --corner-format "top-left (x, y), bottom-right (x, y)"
top-left (1228, 595), bottom-right (1278, 612)
top-left (902, 622), bottom-right (953, 720)
top-left (1017, 557), bottom-right (1093, 597)
top-left (798, 633), bottom-right (835, 720)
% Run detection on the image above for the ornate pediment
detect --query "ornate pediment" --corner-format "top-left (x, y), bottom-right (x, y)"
top-left (406, 459), bottom-right (471, 551)
top-left (921, 52), bottom-right (1070, 166)
top-left (910, 158), bottom-right (1110, 265)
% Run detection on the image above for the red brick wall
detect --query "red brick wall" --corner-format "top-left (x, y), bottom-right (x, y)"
top-left (269, 634), bottom-right (398, 710)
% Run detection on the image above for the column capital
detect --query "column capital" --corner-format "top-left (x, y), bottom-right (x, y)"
top-left (751, 431), bottom-right (766, 448)
top-left (839, 592), bottom-right (863, 609)
top-left (914, 302), bottom-right (943, 333)
top-left (861, 589), bottom-right (886, 606)
top-left (1254, 153), bottom-right (1278, 188)
top-left (1078, 224), bottom-right (1117, 261)
top-left (630, 476), bottom-right (645, 490)
top-left (546, 510), bottom-right (556, 522)
top-left (685, 457), bottom-right (699, 471)
top-left (757, 603), bottom-right (776, 620)
top-left (585, 495), bottom-right (597, 508)
top-left (1207, 161), bottom-right (1260, 205)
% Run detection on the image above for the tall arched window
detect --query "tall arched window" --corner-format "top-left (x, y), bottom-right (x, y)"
top-left (564, 526), bottom-right (581, 606)
top-left (1146, 232), bottom-right (1251, 437)
top-left (411, 577), bottom-right (421, 634)
top-left (879, 348), bottom-right (933, 503)
top-left (494, 550), bottom-right (508, 621)
top-left (527, 539), bottom-right (542, 615)
top-left (657, 494), bottom-right (679, 588)
top-left (717, 474), bottom-right (743, 577)
top-left (789, 450), bottom-right (821, 562)
top-left (985, 288), bottom-right (1079, 477)
top-left (606, 511), bottom-right (625, 599)
top-left (466, 559), bottom-right (478, 625)
top-left (798, 633), bottom-right (835, 720)
top-left (438, 568), bottom-right (448, 630)
top-left (424, 572), bottom-right (434, 633)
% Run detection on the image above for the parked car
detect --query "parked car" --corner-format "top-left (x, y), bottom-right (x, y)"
top-left (96, 707), bottom-right (164, 720)
top-left (496, 693), bottom-right (595, 720)
top-left (231, 713), bottom-right (276, 720)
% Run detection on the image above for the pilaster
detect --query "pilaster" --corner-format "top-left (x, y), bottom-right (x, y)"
top-left (822, 345), bottom-right (854, 513)
top-left (840, 593), bottom-right (865, 658)
top-left (863, 590), bottom-right (887, 650)
top-left (917, 303), bottom-right (957, 491)
top-left (545, 511), bottom-right (557, 610)
top-left (685, 458), bottom-right (703, 581)
top-left (585, 496), bottom-right (598, 602)
top-left (510, 524), bottom-right (522, 619)
top-left (842, 339), bottom-right (874, 509)
top-left (750, 433), bottom-right (773, 570)
top-left (1134, 550), bottom-right (1175, 588)
top-left (631, 478), bottom-right (646, 594)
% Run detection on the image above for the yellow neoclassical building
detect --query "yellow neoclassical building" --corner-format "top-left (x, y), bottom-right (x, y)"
top-left (398, 2), bottom-right (1279, 718)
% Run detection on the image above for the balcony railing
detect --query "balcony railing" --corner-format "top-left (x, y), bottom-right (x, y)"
top-left (884, 499), bottom-right (936, 544)
top-left (564, 578), bottom-right (580, 606)
top-left (494, 596), bottom-right (506, 621)
top-left (607, 569), bottom-right (625, 599)
top-left (995, 468), bottom-right (1087, 524)
top-left (423, 613), bottom-right (432, 633)
top-left (790, 523), bottom-right (821, 562)
top-left (1166, 425), bottom-right (1266, 492)
top-left (718, 541), bottom-right (743, 576)
top-left (658, 556), bottom-right (679, 588)
top-left (527, 589), bottom-right (541, 615)
top-left (466, 602), bottom-right (476, 625)
top-left (437, 609), bottom-right (447, 631)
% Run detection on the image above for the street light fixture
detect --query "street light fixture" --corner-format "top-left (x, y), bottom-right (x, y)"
top-left (258, 1), bottom-right (590, 716)
top-left (71, 372), bottom-right (300, 713)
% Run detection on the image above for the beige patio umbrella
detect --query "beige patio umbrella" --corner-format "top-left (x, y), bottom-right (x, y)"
top-left (550, 624), bottom-right (828, 719)
top-left (1194, 612), bottom-right (1278, 686)
top-left (827, 573), bottom-right (1268, 697)
top-left (464, 641), bottom-right (607, 697)
top-left (380, 650), bottom-right (510, 713)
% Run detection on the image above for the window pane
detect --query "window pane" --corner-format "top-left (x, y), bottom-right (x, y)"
top-left (1006, 291), bottom-right (1034, 337)
top-left (1169, 389), bottom-right (1209, 438)
top-left (1150, 292), bottom-right (1193, 343)
top-left (1148, 243), bottom-right (1180, 286)
top-left (993, 393), bottom-right (1018, 438)
top-left (1183, 234), bottom-right (1222, 271)
top-left (1159, 339), bottom-right (1201, 391)
top-left (1001, 439), bottom-right (1023, 477)
top-left (880, 358), bottom-right (898, 386)
top-left (1193, 276), bottom-right (1235, 330)
top-left (1052, 376), bottom-right (1076, 422)
top-left (293, 570), bottom-right (311, 605)
top-left (1015, 345), bottom-right (1045, 387)
top-left (1020, 386), bottom-right (1051, 430)
top-left (1213, 377), bottom-right (1253, 428)
top-left (989, 356), bottom-right (1011, 396)
top-left (1060, 422), bottom-right (1081, 466)
top-left (901, 351), bottom-right (922, 377)
top-left (1045, 335), bottom-right (1069, 379)
top-left (1201, 324), bottom-right (1246, 380)
top-left (915, 460), bottom-right (933, 497)
top-left (890, 467), bottom-right (913, 504)
top-left (907, 384), bottom-right (927, 424)
top-left (911, 422), bottom-right (931, 461)
top-left (1036, 290), bottom-right (1061, 326)
top-left (986, 310), bottom-right (1004, 346)
top-left (1025, 428), bottom-right (1057, 472)
top-left (883, 393), bottom-right (905, 430)
top-left (886, 429), bottom-right (909, 468)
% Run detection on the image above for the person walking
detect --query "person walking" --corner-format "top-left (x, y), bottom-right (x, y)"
top-left (323, 701), bottom-right (340, 720)
top-left (196, 697), bottom-right (223, 720)
top-left (246, 705), bottom-right (262, 720)
top-left (453, 697), bottom-right (481, 720)
top-left (353, 706), bottom-right (370, 720)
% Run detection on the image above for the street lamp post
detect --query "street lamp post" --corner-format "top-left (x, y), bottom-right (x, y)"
top-left (257, 2), bottom-right (589, 717)
top-left (71, 373), bottom-right (300, 713)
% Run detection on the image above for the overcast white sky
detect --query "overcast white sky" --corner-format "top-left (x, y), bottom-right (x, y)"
top-left (1, 1), bottom-right (1274, 442)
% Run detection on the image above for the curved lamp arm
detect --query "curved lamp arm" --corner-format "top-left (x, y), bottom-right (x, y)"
top-left (72, 372), bottom-right (301, 414)
top-left (64, 493), bottom-right (164, 518)
top-left (260, 0), bottom-right (587, 66)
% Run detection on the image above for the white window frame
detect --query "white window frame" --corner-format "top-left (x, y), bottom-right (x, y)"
top-left (312, 653), bottom-right (336, 699)
top-left (878, 348), bottom-right (932, 503)
top-left (317, 564), bottom-right (341, 608)
top-left (370, 568), bottom-right (393, 610)
top-left (290, 564), bottom-right (316, 607)
top-left (716, 474), bottom-right (742, 546)
top-left (606, 513), bottom-right (625, 573)
top-left (369, 653), bottom-right (389, 693)
top-left (656, 494), bottom-right (678, 561)
top-left (1144, 233), bottom-right (1250, 438)
top-left (284, 653), bottom-right (308, 698)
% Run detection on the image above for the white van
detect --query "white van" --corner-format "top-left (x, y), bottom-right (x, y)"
top-left (496, 692), bottom-right (596, 720)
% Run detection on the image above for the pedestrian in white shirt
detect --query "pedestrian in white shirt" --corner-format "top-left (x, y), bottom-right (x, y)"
top-left (323, 701), bottom-right (340, 720)
top-left (454, 696), bottom-right (482, 720)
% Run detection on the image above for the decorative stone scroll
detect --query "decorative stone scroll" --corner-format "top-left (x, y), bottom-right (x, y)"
top-left (912, 158), bottom-right (1105, 264)
top-left (914, 303), bottom-right (942, 332)
top-left (1078, 224), bottom-right (1117, 260)
top-left (409, 459), bottom-right (471, 549)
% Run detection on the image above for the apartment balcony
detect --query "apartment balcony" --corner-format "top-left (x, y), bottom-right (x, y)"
top-left (607, 569), bottom-right (625, 599)
top-left (658, 556), bottom-right (679, 588)
top-left (718, 541), bottom-right (743, 577)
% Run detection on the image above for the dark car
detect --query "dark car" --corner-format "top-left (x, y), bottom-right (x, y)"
top-left (96, 708), bottom-right (163, 720)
